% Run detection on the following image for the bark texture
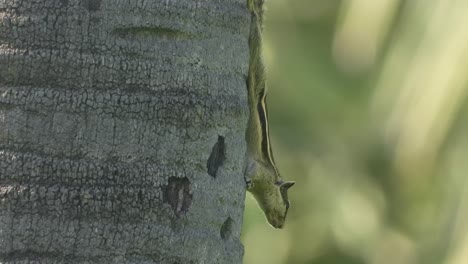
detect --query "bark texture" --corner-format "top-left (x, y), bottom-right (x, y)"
top-left (0, 0), bottom-right (250, 263)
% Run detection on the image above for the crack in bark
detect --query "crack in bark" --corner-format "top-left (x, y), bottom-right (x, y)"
top-left (111, 26), bottom-right (195, 40)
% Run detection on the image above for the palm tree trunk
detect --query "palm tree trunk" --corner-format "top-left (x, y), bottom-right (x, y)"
top-left (0, 0), bottom-right (250, 263)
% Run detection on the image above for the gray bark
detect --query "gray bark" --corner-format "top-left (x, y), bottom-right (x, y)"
top-left (0, 0), bottom-right (250, 263)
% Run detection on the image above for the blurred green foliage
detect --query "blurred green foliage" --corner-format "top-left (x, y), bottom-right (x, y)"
top-left (242, 1), bottom-right (468, 264)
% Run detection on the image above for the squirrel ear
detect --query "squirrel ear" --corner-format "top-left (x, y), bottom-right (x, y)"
top-left (280, 181), bottom-right (295, 190)
top-left (275, 180), bottom-right (284, 186)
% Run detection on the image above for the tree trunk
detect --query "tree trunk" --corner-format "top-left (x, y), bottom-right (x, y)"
top-left (0, 0), bottom-right (249, 263)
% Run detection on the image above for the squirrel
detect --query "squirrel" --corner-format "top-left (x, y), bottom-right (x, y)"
top-left (244, 0), bottom-right (295, 229)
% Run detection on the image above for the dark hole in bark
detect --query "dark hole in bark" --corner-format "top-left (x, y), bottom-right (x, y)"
top-left (163, 177), bottom-right (192, 217)
top-left (220, 217), bottom-right (234, 240)
top-left (138, 190), bottom-right (143, 201)
top-left (206, 136), bottom-right (226, 177)
top-left (82, 0), bottom-right (101, 11)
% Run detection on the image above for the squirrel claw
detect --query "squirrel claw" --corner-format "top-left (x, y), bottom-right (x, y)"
top-left (245, 178), bottom-right (254, 189)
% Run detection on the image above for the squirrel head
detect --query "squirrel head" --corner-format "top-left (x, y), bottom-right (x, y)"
top-left (265, 180), bottom-right (295, 228)
top-left (251, 176), bottom-right (295, 229)
top-left (245, 158), bottom-right (296, 228)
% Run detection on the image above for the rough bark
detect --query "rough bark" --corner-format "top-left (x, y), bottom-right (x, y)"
top-left (0, 0), bottom-right (250, 263)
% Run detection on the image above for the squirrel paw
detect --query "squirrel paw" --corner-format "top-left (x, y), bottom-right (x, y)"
top-left (245, 178), bottom-right (254, 189)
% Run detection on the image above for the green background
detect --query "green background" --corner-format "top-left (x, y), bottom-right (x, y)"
top-left (242, 1), bottom-right (468, 264)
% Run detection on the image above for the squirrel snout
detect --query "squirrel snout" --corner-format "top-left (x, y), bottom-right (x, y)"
top-left (266, 213), bottom-right (286, 229)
